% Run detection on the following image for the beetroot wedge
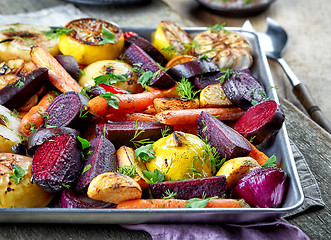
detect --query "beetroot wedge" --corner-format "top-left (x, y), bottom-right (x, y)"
top-left (150, 176), bottom-right (226, 200)
top-left (31, 134), bottom-right (82, 193)
top-left (222, 69), bottom-right (267, 110)
top-left (235, 100), bottom-right (285, 145)
top-left (123, 43), bottom-right (175, 89)
top-left (76, 135), bottom-right (117, 192)
top-left (197, 111), bottom-right (251, 160)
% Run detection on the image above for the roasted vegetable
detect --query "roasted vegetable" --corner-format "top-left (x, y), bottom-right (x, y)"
top-left (197, 111), bottom-right (251, 160)
top-left (87, 172), bottom-right (142, 204)
top-left (54, 55), bottom-right (80, 81)
top-left (235, 100), bottom-right (285, 145)
top-left (199, 84), bottom-right (232, 108)
top-left (145, 131), bottom-right (213, 181)
top-left (153, 98), bottom-right (199, 113)
top-left (0, 153), bottom-right (54, 208)
top-left (216, 157), bottom-right (260, 191)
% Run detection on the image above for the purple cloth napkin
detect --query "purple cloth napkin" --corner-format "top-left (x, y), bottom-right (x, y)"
top-left (124, 218), bottom-right (309, 240)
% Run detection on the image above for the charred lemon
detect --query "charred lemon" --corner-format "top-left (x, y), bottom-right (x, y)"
top-left (58, 18), bottom-right (124, 65)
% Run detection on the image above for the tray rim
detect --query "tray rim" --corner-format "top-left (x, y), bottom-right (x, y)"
top-left (0, 26), bottom-right (304, 224)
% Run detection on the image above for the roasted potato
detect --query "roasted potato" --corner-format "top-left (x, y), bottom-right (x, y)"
top-left (199, 84), bottom-right (232, 108)
top-left (0, 153), bottom-right (54, 208)
top-left (153, 98), bottom-right (199, 113)
top-left (87, 172), bottom-right (142, 204)
top-left (216, 157), bottom-right (260, 190)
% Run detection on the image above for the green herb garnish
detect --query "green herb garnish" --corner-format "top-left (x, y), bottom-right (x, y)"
top-left (176, 77), bottom-right (200, 99)
top-left (130, 122), bottom-right (155, 148)
top-left (135, 144), bottom-right (155, 162)
top-left (98, 25), bottom-right (116, 45)
top-left (81, 164), bottom-right (92, 175)
top-left (94, 73), bottom-right (128, 86)
top-left (44, 27), bottom-right (73, 38)
top-left (185, 196), bottom-right (218, 208)
top-left (77, 136), bottom-right (90, 150)
top-left (8, 164), bottom-right (26, 185)
top-left (142, 169), bottom-right (165, 183)
top-left (117, 163), bottom-right (138, 178)
top-left (216, 69), bottom-right (233, 84)
top-left (62, 184), bottom-right (70, 189)
top-left (162, 189), bottom-right (177, 199)
top-left (209, 23), bottom-right (226, 32)
top-left (261, 155), bottom-right (277, 168)
top-left (100, 92), bottom-right (119, 109)
top-left (29, 124), bottom-right (38, 134)
top-left (137, 71), bottom-right (154, 88)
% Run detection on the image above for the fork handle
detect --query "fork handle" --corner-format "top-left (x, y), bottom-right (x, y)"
top-left (276, 58), bottom-right (331, 133)
top-left (293, 83), bottom-right (331, 133)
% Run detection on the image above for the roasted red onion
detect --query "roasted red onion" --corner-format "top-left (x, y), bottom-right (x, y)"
top-left (59, 189), bottom-right (116, 209)
top-left (232, 166), bottom-right (287, 208)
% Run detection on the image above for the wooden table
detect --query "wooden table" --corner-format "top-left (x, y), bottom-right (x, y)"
top-left (0, 0), bottom-right (330, 239)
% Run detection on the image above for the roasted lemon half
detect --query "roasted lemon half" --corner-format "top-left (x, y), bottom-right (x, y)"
top-left (58, 18), bottom-right (124, 65)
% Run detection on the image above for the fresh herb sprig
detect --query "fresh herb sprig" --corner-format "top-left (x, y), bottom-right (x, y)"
top-left (94, 73), bottom-right (128, 86)
top-left (100, 92), bottom-right (119, 109)
top-left (142, 169), bottom-right (165, 183)
top-left (117, 163), bottom-right (138, 178)
top-left (261, 155), bottom-right (277, 168)
top-left (185, 196), bottom-right (218, 208)
top-left (44, 27), bottom-right (73, 38)
top-left (135, 144), bottom-right (155, 162)
top-left (176, 77), bottom-right (200, 99)
top-left (162, 189), bottom-right (177, 199)
top-left (98, 25), bottom-right (116, 45)
top-left (8, 164), bottom-right (26, 185)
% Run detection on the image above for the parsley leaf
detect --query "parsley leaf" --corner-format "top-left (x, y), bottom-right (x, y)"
top-left (98, 25), bottom-right (116, 45)
top-left (135, 144), bottom-right (155, 162)
top-left (29, 124), bottom-right (38, 134)
top-left (9, 164), bottom-right (26, 184)
top-left (81, 164), bottom-right (92, 175)
top-left (77, 136), bottom-right (90, 150)
top-left (94, 73), bottom-right (128, 86)
top-left (261, 155), bottom-right (277, 168)
top-left (100, 92), bottom-right (119, 109)
top-left (137, 71), bottom-right (154, 88)
top-left (44, 27), bottom-right (73, 38)
top-left (142, 169), bottom-right (165, 183)
top-left (185, 196), bottom-right (218, 208)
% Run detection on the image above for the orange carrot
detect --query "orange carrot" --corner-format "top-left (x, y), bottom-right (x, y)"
top-left (116, 198), bottom-right (242, 209)
top-left (20, 92), bottom-right (57, 135)
top-left (173, 123), bottom-right (198, 135)
top-left (105, 112), bottom-right (156, 122)
top-left (30, 46), bottom-right (81, 93)
top-left (87, 90), bottom-right (169, 116)
top-left (17, 94), bottom-right (38, 112)
top-left (155, 107), bottom-right (245, 125)
top-left (245, 139), bottom-right (269, 166)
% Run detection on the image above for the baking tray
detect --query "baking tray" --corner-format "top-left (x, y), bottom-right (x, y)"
top-left (0, 27), bottom-right (304, 224)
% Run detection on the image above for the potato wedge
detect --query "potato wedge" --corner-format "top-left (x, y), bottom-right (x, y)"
top-left (216, 157), bottom-right (260, 191)
top-left (153, 98), bottom-right (199, 113)
top-left (0, 153), bottom-right (54, 208)
top-left (87, 172), bottom-right (142, 204)
top-left (116, 146), bottom-right (149, 190)
top-left (200, 84), bottom-right (232, 108)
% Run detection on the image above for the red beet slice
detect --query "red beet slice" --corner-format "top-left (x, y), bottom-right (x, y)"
top-left (125, 35), bottom-right (167, 66)
top-left (222, 69), bottom-right (267, 110)
top-left (31, 134), bottom-right (82, 193)
top-left (150, 176), bottom-right (226, 200)
top-left (96, 121), bottom-right (170, 149)
top-left (0, 68), bottom-right (49, 109)
top-left (27, 127), bottom-right (80, 156)
top-left (76, 135), bottom-right (117, 192)
top-left (123, 43), bottom-right (175, 89)
top-left (45, 91), bottom-right (89, 130)
top-left (197, 111), bottom-right (251, 160)
top-left (167, 58), bottom-right (219, 81)
top-left (235, 100), bottom-right (285, 145)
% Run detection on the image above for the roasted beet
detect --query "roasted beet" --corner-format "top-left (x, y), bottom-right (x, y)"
top-left (59, 188), bottom-right (116, 209)
top-left (31, 134), bottom-right (82, 193)
top-left (123, 43), bottom-right (175, 89)
top-left (76, 135), bottom-right (117, 192)
top-left (235, 100), bottom-right (285, 145)
top-left (96, 121), bottom-right (170, 149)
top-left (223, 69), bottom-right (267, 110)
top-left (45, 91), bottom-right (90, 130)
top-left (27, 127), bottom-right (80, 156)
top-left (150, 176), bottom-right (226, 200)
top-left (167, 58), bottom-right (219, 81)
top-left (197, 111), bottom-right (251, 160)
top-left (54, 55), bottom-right (80, 81)
top-left (125, 35), bottom-right (167, 66)
top-left (0, 68), bottom-right (48, 109)
top-left (192, 71), bottom-right (225, 90)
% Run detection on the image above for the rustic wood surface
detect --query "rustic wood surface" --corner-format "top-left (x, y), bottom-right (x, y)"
top-left (0, 0), bottom-right (330, 239)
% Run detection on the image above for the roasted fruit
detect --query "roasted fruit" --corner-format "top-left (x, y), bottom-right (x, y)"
top-left (31, 134), bottom-right (82, 192)
top-left (193, 28), bottom-right (252, 69)
top-left (0, 23), bottom-right (59, 61)
top-left (145, 131), bottom-right (213, 181)
top-left (45, 91), bottom-right (90, 130)
top-left (0, 105), bottom-right (26, 153)
top-left (0, 153), bottom-right (54, 208)
top-left (232, 166), bottom-right (287, 208)
top-left (197, 111), bottom-right (251, 160)
top-left (222, 69), bottom-right (267, 110)
top-left (216, 157), bottom-right (260, 191)
top-left (235, 100), bottom-right (285, 145)
top-left (58, 18), bottom-right (124, 65)
top-left (76, 135), bottom-right (118, 192)
top-left (78, 59), bottom-right (143, 93)
top-left (0, 68), bottom-right (49, 109)
top-left (150, 176), bottom-right (226, 200)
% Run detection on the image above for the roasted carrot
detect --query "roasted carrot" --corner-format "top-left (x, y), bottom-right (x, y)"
top-left (20, 91), bottom-right (57, 135)
top-left (105, 112), bottom-right (156, 122)
top-left (30, 46), bottom-right (81, 93)
top-left (17, 94), bottom-right (38, 112)
top-left (245, 139), bottom-right (269, 166)
top-left (87, 90), bottom-right (172, 116)
top-left (116, 198), bottom-right (242, 209)
top-left (173, 123), bottom-right (198, 135)
top-left (155, 107), bottom-right (245, 125)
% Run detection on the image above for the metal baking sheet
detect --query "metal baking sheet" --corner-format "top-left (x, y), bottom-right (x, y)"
top-left (0, 27), bottom-right (304, 224)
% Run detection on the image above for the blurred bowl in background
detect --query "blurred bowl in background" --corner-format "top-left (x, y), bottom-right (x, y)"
top-left (195, 0), bottom-right (276, 17)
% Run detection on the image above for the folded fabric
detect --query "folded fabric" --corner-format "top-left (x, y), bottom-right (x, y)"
top-left (0, 4), bottom-right (88, 26)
